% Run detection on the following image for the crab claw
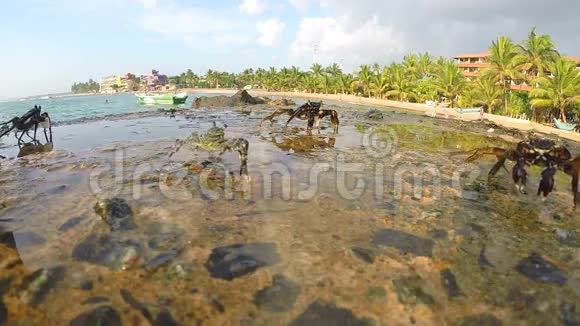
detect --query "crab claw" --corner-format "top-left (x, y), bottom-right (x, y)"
top-left (537, 165), bottom-right (556, 198)
top-left (285, 103), bottom-right (310, 127)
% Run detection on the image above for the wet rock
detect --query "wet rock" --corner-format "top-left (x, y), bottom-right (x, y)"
top-left (0, 300), bottom-right (6, 325)
top-left (144, 249), bottom-right (180, 271)
top-left (58, 216), bottom-right (86, 232)
top-left (555, 229), bottom-right (580, 248)
top-left (0, 278), bottom-right (12, 297)
top-left (166, 262), bottom-right (196, 280)
top-left (393, 276), bottom-right (435, 306)
top-left (440, 269), bottom-right (462, 298)
top-left (478, 246), bottom-right (494, 268)
top-left (367, 286), bottom-right (387, 302)
top-left (290, 301), bottom-right (373, 326)
top-left (46, 184), bottom-right (67, 195)
top-left (194, 90), bottom-right (265, 108)
top-left (429, 229), bottom-right (448, 240)
top-left (253, 274), bottom-right (301, 313)
top-left (515, 254), bottom-right (567, 285)
top-left (14, 231), bottom-right (46, 248)
top-left (82, 297), bottom-right (110, 305)
top-left (93, 198), bottom-right (137, 232)
top-left (561, 303), bottom-right (580, 326)
top-left (72, 234), bottom-right (141, 270)
top-left (148, 230), bottom-right (184, 250)
top-left (372, 229), bottom-right (434, 257)
top-left (268, 98), bottom-right (296, 106)
top-left (462, 191), bottom-right (481, 201)
top-left (351, 247), bottom-right (376, 264)
top-left (17, 143), bottom-right (53, 158)
top-left (458, 314), bottom-right (503, 326)
top-left (205, 243), bottom-right (281, 281)
top-left (458, 223), bottom-right (485, 238)
top-left (506, 288), bottom-right (535, 311)
top-left (79, 280), bottom-right (93, 291)
top-left (0, 232), bottom-right (16, 249)
top-left (19, 266), bottom-right (65, 306)
top-left (120, 289), bottom-right (178, 326)
top-left (364, 110), bottom-right (383, 120)
top-left (69, 306), bottom-right (122, 326)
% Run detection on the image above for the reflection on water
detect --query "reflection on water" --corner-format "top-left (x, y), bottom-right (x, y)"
top-left (0, 107), bottom-right (579, 325)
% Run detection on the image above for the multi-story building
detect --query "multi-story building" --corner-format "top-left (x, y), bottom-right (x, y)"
top-left (454, 52), bottom-right (580, 92)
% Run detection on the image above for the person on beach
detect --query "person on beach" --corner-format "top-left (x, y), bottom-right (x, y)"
top-left (480, 107), bottom-right (484, 121)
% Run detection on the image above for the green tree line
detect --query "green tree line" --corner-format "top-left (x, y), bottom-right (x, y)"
top-left (71, 79), bottom-right (100, 94)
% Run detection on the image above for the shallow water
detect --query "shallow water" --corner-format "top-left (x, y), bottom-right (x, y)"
top-left (0, 104), bottom-right (579, 325)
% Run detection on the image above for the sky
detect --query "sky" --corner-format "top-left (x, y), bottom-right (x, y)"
top-left (2, 0), bottom-right (579, 98)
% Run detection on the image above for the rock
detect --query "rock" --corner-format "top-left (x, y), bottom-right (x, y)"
top-left (462, 191), bottom-right (480, 201)
top-left (0, 300), bottom-right (6, 325)
top-left (393, 275), bottom-right (435, 306)
top-left (0, 232), bottom-right (17, 249)
top-left (205, 243), bottom-right (281, 281)
top-left (58, 216), bottom-right (86, 232)
top-left (478, 246), bottom-right (494, 268)
top-left (14, 231), bottom-right (46, 248)
top-left (367, 286), bottom-right (387, 302)
top-left (144, 249), bottom-right (180, 271)
top-left (69, 306), bottom-right (122, 326)
top-left (148, 230), bottom-right (184, 250)
top-left (290, 301), bottom-right (373, 326)
top-left (372, 229), bottom-right (434, 257)
top-left (82, 297), bottom-right (110, 305)
top-left (193, 90), bottom-right (265, 108)
top-left (120, 289), bottom-right (178, 326)
top-left (17, 143), bottom-right (53, 158)
top-left (429, 229), bottom-right (448, 240)
top-left (253, 274), bottom-right (301, 313)
top-left (46, 185), bottom-right (67, 195)
top-left (167, 262), bottom-right (196, 280)
top-left (478, 241), bottom-right (518, 272)
top-left (561, 303), bottom-right (580, 326)
top-left (19, 266), bottom-right (65, 306)
top-left (458, 223), bottom-right (485, 238)
top-left (440, 269), bottom-right (462, 298)
top-left (268, 98), bottom-right (296, 106)
top-left (93, 198), bottom-right (137, 232)
top-left (515, 254), bottom-right (567, 285)
top-left (506, 288), bottom-right (535, 311)
top-left (72, 234), bottom-right (141, 270)
top-left (0, 278), bottom-right (12, 297)
top-left (458, 314), bottom-right (503, 326)
top-left (79, 280), bottom-right (93, 291)
top-left (364, 110), bottom-right (383, 120)
top-left (351, 247), bottom-right (376, 264)
top-left (555, 229), bottom-right (580, 248)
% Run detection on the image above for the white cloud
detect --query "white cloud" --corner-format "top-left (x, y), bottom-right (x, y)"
top-left (239, 0), bottom-right (266, 15)
top-left (257, 19), bottom-right (285, 47)
top-left (288, 0), bottom-right (310, 11)
top-left (290, 15), bottom-right (403, 70)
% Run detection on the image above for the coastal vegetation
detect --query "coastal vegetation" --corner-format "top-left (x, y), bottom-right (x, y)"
top-left (167, 28), bottom-right (580, 123)
top-left (70, 79), bottom-right (100, 94)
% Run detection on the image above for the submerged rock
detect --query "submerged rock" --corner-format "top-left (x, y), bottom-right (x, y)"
top-left (393, 275), bottom-right (435, 306)
top-left (144, 249), bottom-right (180, 271)
top-left (58, 216), bottom-right (86, 232)
top-left (13, 231), bottom-right (46, 248)
top-left (458, 314), bottom-right (503, 326)
top-left (205, 243), bottom-right (281, 281)
top-left (367, 286), bottom-right (387, 302)
top-left (17, 143), bottom-right (53, 158)
top-left (561, 303), bottom-right (580, 326)
top-left (372, 229), bottom-right (434, 257)
top-left (290, 301), bottom-right (373, 326)
top-left (253, 274), bottom-right (301, 313)
top-left (194, 90), bottom-right (265, 108)
top-left (0, 300), bottom-right (6, 325)
top-left (364, 110), bottom-right (384, 120)
top-left (0, 232), bottom-right (17, 249)
top-left (120, 289), bottom-right (178, 326)
top-left (93, 198), bottom-right (137, 232)
top-left (440, 269), bottom-right (462, 298)
top-left (351, 246), bottom-right (376, 264)
top-left (72, 234), bottom-right (141, 270)
top-left (268, 98), bottom-right (296, 106)
top-left (19, 266), bottom-right (65, 306)
top-left (82, 297), bottom-right (110, 305)
top-left (515, 254), bottom-right (567, 285)
top-left (147, 230), bottom-right (184, 250)
top-left (69, 306), bottom-right (122, 326)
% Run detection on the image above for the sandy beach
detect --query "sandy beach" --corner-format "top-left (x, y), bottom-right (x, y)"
top-left (183, 88), bottom-right (580, 143)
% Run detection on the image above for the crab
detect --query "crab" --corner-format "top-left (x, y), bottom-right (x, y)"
top-left (0, 105), bottom-right (53, 150)
top-left (466, 138), bottom-right (579, 208)
top-left (260, 101), bottom-right (339, 134)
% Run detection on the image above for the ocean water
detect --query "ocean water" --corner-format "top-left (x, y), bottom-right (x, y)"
top-left (0, 93), bottom-right (218, 123)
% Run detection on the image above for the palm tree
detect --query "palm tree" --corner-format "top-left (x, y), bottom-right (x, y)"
top-left (302, 74), bottom-right (319, 93)
top-left (326, 63), bottom-right (342, 77)
top-left (337, 74), bottom-right (355, 94)
top-left (319, 74), bottom-right (334, 94)
top-left (417, 52), bottom-right (434, 79)
top-left (356, 65), bottom-right (373, 97)
top-left (402, 53), bottom-right (420, 81)
top-left (472, 75), bottom-right (503, 114)
top-left (433, 59), bottom-right (466, 108)
top-left (530, 58), bottom-right (580, 123)
top-left (310, 63), bottom-right (323, 78)
top-left (370, 68), bottom-right (390, 99)
top-left (516, 27), bottom-right (559, 79)
top-left (385, 64), bottom-right (417, 102)
top-left (483, 36), bottom-right (521, 110)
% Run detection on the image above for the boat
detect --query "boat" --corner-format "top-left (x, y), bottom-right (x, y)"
top-left (136, 92), bottom-right (188, 105)
top-left (554, 118), bottom-right (577, 131)
top-left (454, 107), bottom-right (482, 114)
